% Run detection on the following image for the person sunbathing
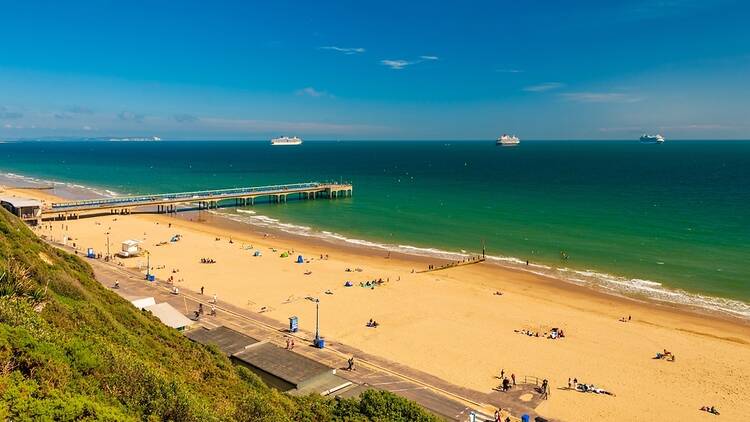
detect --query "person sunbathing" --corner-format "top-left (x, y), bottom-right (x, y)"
top-left (700, 406), bottom-right (720, 415)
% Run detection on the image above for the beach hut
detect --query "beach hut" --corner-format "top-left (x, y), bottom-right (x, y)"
top-left (118, 240), bottom-right (140, 257)
top-left (86, 248), bottom-right (95, 258)
top-left (296, 255), bottom-right (304, 264)
top-left (280, 252), bottom-right (289, 258)
top-left (131, 297), bottom-right (157, 309)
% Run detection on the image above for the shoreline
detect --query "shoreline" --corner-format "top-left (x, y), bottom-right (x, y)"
top-left (5, 184), bottom-right (750, 420)
top-left (175, 209), bottom-right (750, 334)
top-left (1, 168), bottom-right (749, 323)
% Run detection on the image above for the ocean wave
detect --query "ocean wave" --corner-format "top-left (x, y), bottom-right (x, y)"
top-left (1, 171), bottom-right (122, 198)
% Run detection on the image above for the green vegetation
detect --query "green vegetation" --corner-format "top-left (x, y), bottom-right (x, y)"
top-left (0, 208), bottom-right (439, 421)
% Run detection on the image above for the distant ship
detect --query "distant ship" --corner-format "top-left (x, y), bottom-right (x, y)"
top-left (496, 134), bottom-right (520, 147)
top-left (107, 136), bottom-right (161, 142)
top-left (271, 136), bottom-right (302, 146)
top-left (640, 134), bottom-right (665, 144)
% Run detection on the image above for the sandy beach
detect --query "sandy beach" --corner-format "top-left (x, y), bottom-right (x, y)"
top-left (7, 187), bottom-right (750, 421)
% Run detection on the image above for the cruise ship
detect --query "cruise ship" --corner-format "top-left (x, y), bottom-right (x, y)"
top-left (496, 134), bottom-right (520, 147)
top-left (271, 136), bottom-right (302, 146)
top-left (639, 134), bottom-right (665, 144)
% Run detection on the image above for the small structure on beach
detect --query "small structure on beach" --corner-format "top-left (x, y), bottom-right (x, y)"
top-left (118, 239), bottom-right (141, 257)
top-left (0, 195), bottom-right (42, 225)
top-left (296, 255), bottom-right (304, 263)
top-left (130, 297), bottom-right (157, 309)
top-left (143, 302), bottom-right (193, 331)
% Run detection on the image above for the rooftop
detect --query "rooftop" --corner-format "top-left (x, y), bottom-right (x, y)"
top-left (144, 302), bottom-right (193, 329)
top-left (232, 342), bottom-right (333, 386)
top-left (185, 326), bottom-right (260, 356)
top-left (0, 195), bottom-right (42, 208)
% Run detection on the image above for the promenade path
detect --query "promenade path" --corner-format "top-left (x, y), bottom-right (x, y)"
top-left (53, 240), bottom-right (550, 421)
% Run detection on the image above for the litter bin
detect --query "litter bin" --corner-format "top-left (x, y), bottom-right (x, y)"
top-left (314, 337), bottom-right (325, 349)
top-left (289, 316), bottom-right (299, 333)
top-left (521, 415), bottom-right (530, 422)
top-left (147, 274), bottom-right (155, 282)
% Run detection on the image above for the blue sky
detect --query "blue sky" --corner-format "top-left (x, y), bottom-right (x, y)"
top-left (1, 0), bottom-right (748, 140)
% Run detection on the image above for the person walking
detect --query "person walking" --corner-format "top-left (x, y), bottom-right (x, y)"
top-left (511, 373), bottom-right (516, 385)
top-left (200, 286), bottom-right (204, 295)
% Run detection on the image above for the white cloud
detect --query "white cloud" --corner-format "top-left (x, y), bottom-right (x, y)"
top-left (523, 82), bottom-right (565, 92)
top-left (295, 87), bottom-right (332, 98)
top-left (320, 46), bottom-right (366, 55)
top-left (117, 111), bottom-right (145, 122)
top-left (173, 113), bottom-right (199, 123)
top-left (82, 125), bottom-right (93, 131)
top-left (200, 117), bottom-right (383, 135)
top-left (560, 92), bottom-right (642, 103)
top-left (380, 59), bottom-right (414, 70)
top-left (420, 55), bottom-right (439, 60)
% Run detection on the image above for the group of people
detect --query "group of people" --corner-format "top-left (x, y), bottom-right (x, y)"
top-left (366, 319), bottom-right (380, 328)
top-left (492, 409), bottom-right (511, 422)
top-left (497, 369), bottom-right (516, 392)
top-left (360, 278), bottom-right (386, 289)
top-left (285, 337), bottom-right (295, 350)
top-left (514, 328), bottom-right (565, 339)
top-left (618, 315), bottom-right (632, 322)
top-left (568, 378), bottom-right (615, 396)
top-left (654, 349), bottom-right (676, 361)
top-left (200, 258), bottom-right (217, 264)
top-left (700, 405), bottom-right (720, 415)
top-left (193, 302), bottom-right (217, 319)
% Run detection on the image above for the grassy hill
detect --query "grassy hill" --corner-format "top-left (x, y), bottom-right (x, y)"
top-left (0, 208), bottom-right (438, 421)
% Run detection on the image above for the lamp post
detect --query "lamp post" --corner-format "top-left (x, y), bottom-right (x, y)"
top-left (145, 250), bottom-right (151, 280)
top-left (315, 299), bottom-right (320, 342)
top-left (307, 296), bottom-right (322, 348)
top-left (105, 231), bottom-right (111, 260)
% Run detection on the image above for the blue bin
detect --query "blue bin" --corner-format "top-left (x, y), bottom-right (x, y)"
top-left (147, 275), bottom-right (155, 282)
top-left (289, 316), bottom-right (299, 333)
top-left (314, 338), bottom-right (325, 349)
top-left (522, 415), bottom-right (530, 422)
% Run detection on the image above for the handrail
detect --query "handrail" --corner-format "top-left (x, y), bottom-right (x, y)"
top-left (48, 181), bottom-right (351, 211)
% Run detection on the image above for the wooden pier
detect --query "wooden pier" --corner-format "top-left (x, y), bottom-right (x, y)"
top-left (42, 182), bottom-right (352, 220)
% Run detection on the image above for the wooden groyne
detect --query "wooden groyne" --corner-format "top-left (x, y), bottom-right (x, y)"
top-left (416, 256), bottom-right (485, 273)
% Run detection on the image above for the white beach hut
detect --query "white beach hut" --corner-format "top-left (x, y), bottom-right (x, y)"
top-left (119, 239), bottom-right (141, 257)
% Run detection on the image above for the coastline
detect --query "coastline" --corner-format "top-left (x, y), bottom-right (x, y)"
top-left (3, 181), bottom-right (750, 420)
top-left (3, 168), bottom-right (747, 322)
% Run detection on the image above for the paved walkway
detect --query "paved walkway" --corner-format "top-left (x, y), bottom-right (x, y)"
top-left (59, 242), bottom-right (549, 421)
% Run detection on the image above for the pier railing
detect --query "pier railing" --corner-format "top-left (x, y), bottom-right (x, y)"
top-left (45, 181), bottom-right (352, 215)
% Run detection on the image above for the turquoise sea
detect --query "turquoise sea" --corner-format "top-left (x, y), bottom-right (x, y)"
top-left (1, 140), bottom-right (748, 317)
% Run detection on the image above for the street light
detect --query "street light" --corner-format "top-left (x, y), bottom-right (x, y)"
top-left (144, 250), bottom-right (152, 280)
top-left (306, 296), bottom-right (323, 348)
top-left (105, 231), bottom-right (111, 260)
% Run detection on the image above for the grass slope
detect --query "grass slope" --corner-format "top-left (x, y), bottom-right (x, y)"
top-left (0, 208), bottom-right (438, 421)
